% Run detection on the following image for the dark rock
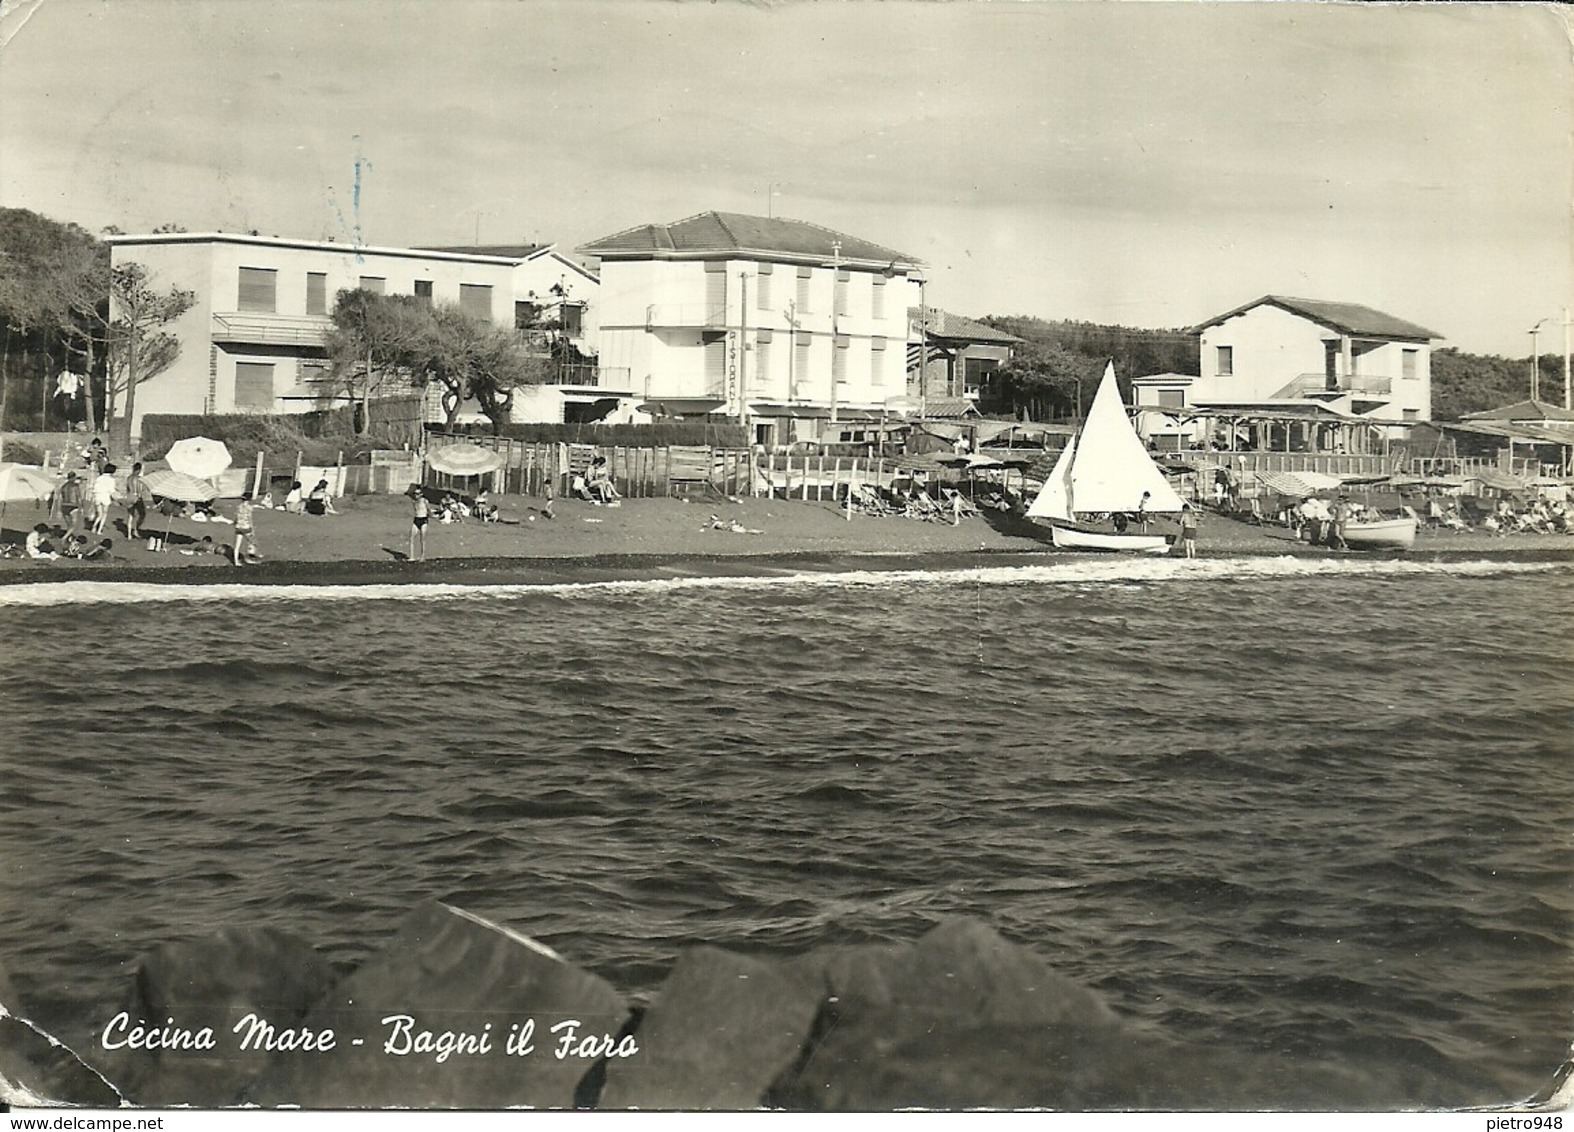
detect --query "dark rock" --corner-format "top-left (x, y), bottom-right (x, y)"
top-left (0, 1009), bottom-right (124, 1108)
top-left (771, 919), bottom-right (1412, 1110)
top-left (598, 947), bottom-right (823, 1110)
top-left (93, 925), bottom-right (336, 1107)
top-left (243, 901), bottom-right (629, 1109)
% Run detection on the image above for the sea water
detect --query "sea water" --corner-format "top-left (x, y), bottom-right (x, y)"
top-left (0, 554), bottom-right (1570, 1107)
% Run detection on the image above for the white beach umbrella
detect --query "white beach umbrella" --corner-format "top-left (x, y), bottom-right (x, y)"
top-left (0, 463), bottom-right (59, 534)
top-left (164, 437), bottom-right (234, 480)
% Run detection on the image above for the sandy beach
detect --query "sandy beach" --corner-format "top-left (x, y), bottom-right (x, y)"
top-left (2, 491), bottom-right (1571, 585)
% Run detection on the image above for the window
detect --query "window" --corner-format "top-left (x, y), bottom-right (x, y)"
top-left (872, 275), bottom-right (886, 320)
top-left (871, 337), bottom-right (886, 387)
top-left (234, 362), bottom-right (275, 409)
top-left (515, 300), bottom-right (540, 329)
top-left (305, 272), bottom-right (327, 315)
top-left (459, 283), bottom-right (493, 321)
top-left (358, 276), bottom-right (385, 295)
top-left (1216, 345), bottom-right (1233, 376)
top-left (757, 264), bottom-right (773, 311)
top-left (1402, 349), bottom-right (1419, 381)
top-left (833, 333), bottom-right (849, 385)
top-left (704, 262), bottom-right (727, 320)
top-left (237, 267), bottom-right (277, 313)
top-left (1157, 389), bottom-right (1184, 409)
top-left (299, 360), bottom-right (331, 387)
top-left (833, 270), bottom-right (850, 317)
top-left (755, 329), bottom-right (772, 383)
top-left (793, 331), bottom-right (812, 397)
top-left (414, 280), bottom-right (433, 304)
top-left (796, 267), bottom-right (812, 313)
top-left (1403, 408), bottom-right (1419, 421)
top-left (561, 304), bottom-right (583, 337)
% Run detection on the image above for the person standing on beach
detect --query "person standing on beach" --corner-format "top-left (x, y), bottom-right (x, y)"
top-left (57, 472), bottom-right (85, 540)
top-left (1328, 495), bottom-right (1351, 550)
top-left (232, 492), bottom-right (257, 566)
top-left (90, 463), bottom-right (118, 535)
top-left (410, 486), bottom-right (429, 561)
top-left (124, 463), bottom-right (150, 540)
top-left (1178, 502), bottom-right (1198, 558)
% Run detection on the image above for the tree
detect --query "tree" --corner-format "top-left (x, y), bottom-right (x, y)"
top-left (105, 263), bottom-right (196, 450)
top-left (987, 340), bottom-right (1101, 420)
top-left (326, 289), bottom-right (542, 433)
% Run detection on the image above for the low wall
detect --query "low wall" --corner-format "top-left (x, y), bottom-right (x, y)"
top-left (0, 905), bottom-right (1453, 1112)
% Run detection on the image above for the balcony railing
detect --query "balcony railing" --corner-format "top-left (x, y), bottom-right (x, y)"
top-left (1274, 372), bottom-right (1394, 399)
top-left (212, 312), bottom-right (333, 347)
top-left (645, 303), bottom-right (728, 329)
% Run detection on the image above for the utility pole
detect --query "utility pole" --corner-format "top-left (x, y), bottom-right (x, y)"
top-left (1563, 306), bottom-right (1572, 411)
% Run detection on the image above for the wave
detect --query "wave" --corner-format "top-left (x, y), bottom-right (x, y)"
top-left (0, 555), bottom-right (1567, 608)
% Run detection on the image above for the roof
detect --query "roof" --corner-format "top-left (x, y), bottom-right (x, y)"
top-left (910, 308), bottom-right (1023, 344)
top-left (1461, 398), bottom-right (1574, 423)
top-left (579, 211), bottom-right (919, 269)
top-left (420, 243), bottom-right (547, 259)
top-left (1190, 295), bottom-right (1440, 341)
top-left (103, 231), bottom-right (527, 266)
top-left (1442, 420), bottom-right (1574, 445)
top-left (921, 397), bottom-right (982, 419)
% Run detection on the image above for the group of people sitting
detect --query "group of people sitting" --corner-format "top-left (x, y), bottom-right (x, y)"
top-left (260, 479), bottom-right (339, 516)
top-left (22, 523), bottom-right (115, 562)
top-left (570, 456), bottom-right (621, 505)
top-left (1477, 496), bottom-right (1571, 535)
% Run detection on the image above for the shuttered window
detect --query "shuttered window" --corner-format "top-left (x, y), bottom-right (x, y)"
top-left (305, 273), bottom-right (327, 315)
top-left (796, 267), bottom-right (812, 312)
top-left (833, 333), bottom-right (849, 385)
top-left (872, 275), bottom-right (886, 320)
top-left (757, 264), bottom-right (773, 310)
top-left (359, 276), bottom-right (385, 294)
top-left (704, 262), bottom-right (727, 320)
top-left (234, 362), bottom-right (275, 409)
top-left (871, 337), bottom-right (886, 387)
top-left (414, 280), bottom-right (433, 304)
top-left (793, 331), bottom-right (812, 397)
top-left (704, 338), bottom-right (727, 389)
top-left (459, 284), bottom-right (493, 321)
top-left (1402, 349), bottom-right (1419, 380)
top-left (834, 270), bottom-right (850, 317)
top-left (300, 360), bottom-right (331, 386)
top-left (237, 268), bottom-right (277, 313)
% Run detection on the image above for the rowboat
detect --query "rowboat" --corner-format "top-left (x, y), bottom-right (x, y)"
top-left (1342, 516), bottom-right (1417, 551)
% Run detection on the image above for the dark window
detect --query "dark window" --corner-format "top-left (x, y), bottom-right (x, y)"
top-left (515, 300), bottom-right (540, 329)
top-left (234, 362), bottom-right (274, 409)
top-left (1402, 349), bottom-right (1419, 380)
top-left (459, 284), bottom-right (493, 321)
top-left (414, 280), bottom-right (433, 303)
top-left (358, 276), bottom-right (385, 295)
top-left (237, 268), bottom-right (277, 313)
top-left (561, 304), bottom-right (583, 337)
top-left (1157, 389), bottom-right (1184, 409)
top-left (305, 272), bottom-right (327, 315)
top-left (300, 360), bottom-right (331, 385)
top-left (1216, 345), bottom-right (1233, 376)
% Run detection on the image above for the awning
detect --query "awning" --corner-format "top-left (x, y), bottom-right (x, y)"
top-left (639, 397), bottom-right (728, 416)
top-left (1466, 467), bottom-right (1528, 492)
top-left (1254, 470), bottom-right (1346, 498)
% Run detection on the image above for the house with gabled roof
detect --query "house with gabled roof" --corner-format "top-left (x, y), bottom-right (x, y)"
top-left (908, 308), bottom-right (1022, 407)
top-left (1133, 294), bottom-right (1440, 453)
top-left (579, 211), bottom-right (922, 449)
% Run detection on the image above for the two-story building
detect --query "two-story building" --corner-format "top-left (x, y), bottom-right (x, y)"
top-left (909, 307), bottom-right (1022, 407)
top-left (104, 232), bottom-right (613, 437)
top-left (579, 211), bottom-right (921, 449)
top-left (1134, 295), bottom-right (1439, 452)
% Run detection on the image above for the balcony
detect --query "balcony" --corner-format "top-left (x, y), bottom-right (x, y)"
top-left (212, 312), bottom-right (333, 348)
top-left (645, 303), bottom-right (728, 329)
top-left (1274, 372), bottom-right (1394, 400)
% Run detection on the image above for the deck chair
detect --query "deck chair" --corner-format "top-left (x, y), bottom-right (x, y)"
top-left (940, 487), bottom-right (980, 518)
top-left (907, 491), bottom-right (946, 521)
top-left (1246, 496), bottom-right (1268, 526)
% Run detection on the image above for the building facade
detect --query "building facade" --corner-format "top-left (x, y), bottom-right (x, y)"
top-left (1134, 295), bottom-right (1439, 450)
top-left (104, 233), bottom-right (611, 437)
top-left (580, 211), bottom-right (921, 449)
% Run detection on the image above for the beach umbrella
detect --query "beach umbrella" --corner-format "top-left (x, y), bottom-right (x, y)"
top-left (143, 469), bottom-right (219, 548)
top-left (164, 436), bottom-right (233, 480)
top-left (0, 463), bottom-right (59, 533)
top-left (426, 443), bottom-right (505, 476)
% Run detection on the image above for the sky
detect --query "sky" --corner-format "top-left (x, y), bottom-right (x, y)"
top-left (1, 0), bottom-right (1570, 358)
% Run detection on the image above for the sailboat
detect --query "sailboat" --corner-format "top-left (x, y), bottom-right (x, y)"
top-left (1025, 362), bottom-right (1185, 553)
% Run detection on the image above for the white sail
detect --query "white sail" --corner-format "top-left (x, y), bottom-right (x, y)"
top-left (1026, 362), bottom-right (1185, 519)
top-left (1025, 435), bottom-right (1075, 521)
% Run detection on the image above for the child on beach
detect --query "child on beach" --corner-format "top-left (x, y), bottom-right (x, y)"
top-left (410, 486), bottom-right (429, 561)
top-left (1178, 503), bottom-right (1198, 558)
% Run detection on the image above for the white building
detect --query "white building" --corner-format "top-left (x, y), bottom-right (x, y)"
top-left (104, 232), bottom-right (613, 437)
top-left (1134, 295), bottom-right (1439, 450)
top-left (579, 211), bottom-right (921, 449)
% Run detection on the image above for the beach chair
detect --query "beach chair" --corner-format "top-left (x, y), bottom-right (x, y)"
top-left (1246, 496), bottom-right (1268, 526)
top-left (940, 487), bottom-right (980, 518)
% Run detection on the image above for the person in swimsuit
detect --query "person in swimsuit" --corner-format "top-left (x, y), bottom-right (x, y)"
top-left (232, 492), bottom-right (257, 566)
top-left (1178, 502), bottom-right (1198, 559)
top-left (410, 486), bottom-right (429, 562)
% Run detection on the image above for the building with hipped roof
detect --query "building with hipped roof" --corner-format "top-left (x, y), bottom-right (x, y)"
top-left (103, 232), bottom-right (619, 438)
top-left (579, 211), bottom-right (922, 449)
top-left (1133, 295), bottom-right (1440, 454)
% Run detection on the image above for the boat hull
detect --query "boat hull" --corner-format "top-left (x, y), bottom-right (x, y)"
top-left (1048, 523), bottom-right (1173, 555)
top-left (1342, 517), bottom-right (1417, 551)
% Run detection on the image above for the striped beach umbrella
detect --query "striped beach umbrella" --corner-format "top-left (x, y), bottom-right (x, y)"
top-left (426, 443), bottom-right (506, 476)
